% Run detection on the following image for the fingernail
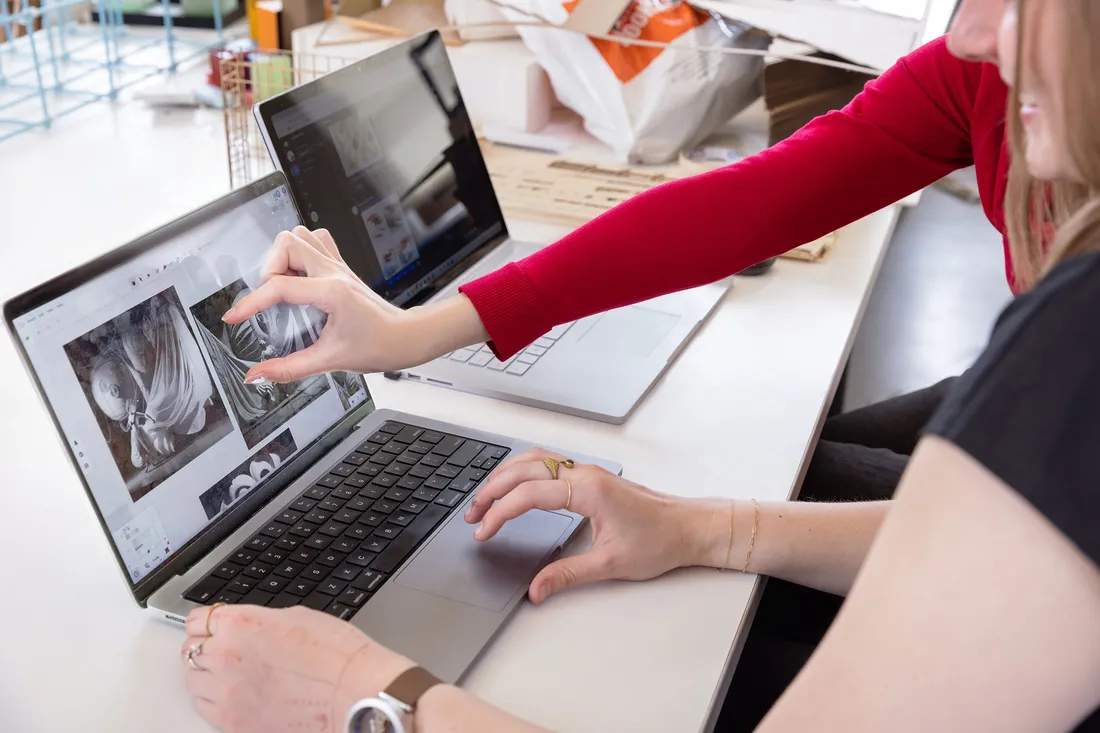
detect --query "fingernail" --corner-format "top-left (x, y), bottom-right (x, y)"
top-left (244, 375), bottom-right (269, 385)
top-left (221, 307), bottom-right (237, 322)
top-left (464, 506), bottom-right (472, 521)
top-left (474, 526), bottom-right (484, 540)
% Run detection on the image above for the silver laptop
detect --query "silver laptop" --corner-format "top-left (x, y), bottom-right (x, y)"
top-left (253, 31), bottom-right (729, 425)
top-left (4, 173), bottom-right (618, 683)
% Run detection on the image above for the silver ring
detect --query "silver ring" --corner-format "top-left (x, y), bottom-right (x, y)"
top-left (185, 641), bottom-right (206, 671)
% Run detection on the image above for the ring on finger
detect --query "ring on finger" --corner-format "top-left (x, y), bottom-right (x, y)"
top-left (184, 641), bottom-right (207, 671)
top-left (543, 457), bottom-right (576, 481)
top-left (205, 602), bottom-right (226, 637)
top-left (564, 478), bottom-right (572, 512)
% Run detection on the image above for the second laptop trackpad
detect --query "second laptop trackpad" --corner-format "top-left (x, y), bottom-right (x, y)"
top-left (394, 510), bottom-right (572, 612)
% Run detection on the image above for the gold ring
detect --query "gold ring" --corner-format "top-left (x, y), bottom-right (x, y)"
top-left (205, 602), bottom-right (226, 637)
top-left (543, 457), bottom-right (576, 481)
top-left (564, 479), bottom-right (572, 511)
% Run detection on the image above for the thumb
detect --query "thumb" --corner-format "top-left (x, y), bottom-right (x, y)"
top-left (528, 552), bottom-right (609, 604)
top-left (245, 346), bottom-right (334, 385)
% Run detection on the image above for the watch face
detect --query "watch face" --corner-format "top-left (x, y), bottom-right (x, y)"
top-left (366, 710), bottom-right (393, 733)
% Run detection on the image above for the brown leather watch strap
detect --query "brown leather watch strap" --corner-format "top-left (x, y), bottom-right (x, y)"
top-left (383, 666), bottom-right (443, 713)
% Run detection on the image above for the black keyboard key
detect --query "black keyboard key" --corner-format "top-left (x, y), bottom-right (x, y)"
top-left (379, 422), bottom-right (403, 435)
top-left (319, 521), bottom-right (349, 538)
top-left (316, 551), bottom-right (346, 568)
top-left (229, 577), bottom-right (256, 594)
top-left (343, 524), bottom-right (373, 541)
top-left (260, 576), bottom-right (288, 594)
top-left (231, 549), bottom-right (256, 566)
top-left (482, 458), bottom-right (499, 471)
top-left (357, 463), bottom-right (383, 478)
top-left (431, 436), bottom-right (464, 457)
top-left (305, 510), bottom-right (331, 525)
top-left (488, 446), bottom-right (507, 459)
top-left (213, 590), bottom-right (242, 605)
top-left (286, 579), bottom-right (317, 597)
top-left (333, 564), bottom-right (362, 582)
top-left (347, 496), bottom-right (373, 512)
top-left (370, 504), bottom-right (449, 573)
top-left (388, 512), bottom-right (415, 527)
top-left (292, 498), bottom-right (317, 512)
top-left (434, 490), bottom-right (464, 508)
top-left (343, 476), bottom-right (368, 489)
top-left (384, 462), bottom-right (411, 476)
top-left (369, 452), bottom-right (396, 466)
top-left (319, 498), bottom-right (344, 512)
top-left (409, 464), bottom-right (435, 479)
top-left (421, 430), bottom-right (444, 444)
top-left (358, 511), bottom-right (385, 527)
top-left (276, 534), bottom-right (304, 551)
top-left (421, 454), bottom-right (445, 468)
top-left (374, 524), bottom-right (402, 540)
top-left (352, 568), bottom-right (388, 593)
top-left (448, 478), bottom-right (477, 494)
top-left (343, 453), bottom-right (369, 466)
top-left (330, 486), bottom-right (357, 500)
top-left (408, 441), bottom-right (433, 455)
top-left (302, 592), bottom-right (332, 611)
top-left (318, 578), bottom-right (347, 596)
top-left (394, 425), bottom-right (424, 444)
top-left (305, 486), bottom-right (330, 500)
top-left (335, 508), bottom-right (362, 524)
top-left (269, 592), bottom-right (300, 609)
top-left (325, 601), bottom-right (356, 620)
top-left (243, 562), bottom-right (274, 579)
top-left (212, 562), bottom-right (242, 581)
top-left (184, 576), bottom-right (226, 604)
top-left (368, 430), bottom-right (392, 443)
top-left (331, 536), bottom-right (360, 554)
top-left (384, 487), bottom-right (412, 503)
top-left (400, 499), bottom-right (428, 515)
top-left (371, 498), bottom-right (399, 514)
top-left (240, 588), bottom-right (275, 607)
top-left (258, 548), bottom-right (288, 565)
top-left (306, 534), bottom-right (334, 550)
top-left (471, 447), bottom-right (494, 468)
top-left (447, 441), bottom-right (486, 467)
top-left (290, 548), bottom-right (320, 565)
top-left (301, 565), bottom-right (329, 582)
top-left (274, 562), bottom-right (305, 579)
top-left (412, 487), bottom-right (440, 502)
top-left (398, 476), bottom-right (424, 491)
top-left (329, 463), bottom-right (355, 478)
top-left (317, 475), bottom-right (343, 489)
top-left (424, 475), bottom-right (451, 491)
top-left (462, 468), bottom-right (487, 483)
top-left (381, 442), bottom-right (408, 456)
top-left (359, 484), bottom-right (387, 499)
top-left (434, 466), bottom-right (460, 480)
top-left (276, 510), bottom-right (303, 525)
top-left (347, 550), bottom-right (378, 567)
top-left (340, 588), bottom-right (371, 607)
top-left (396, 452), bottom-right (420, 466)
top-left (290, 523), bottom-right (317, 538)
top-left (361, 538), bottom-right (390, 554)
top-left (245, 536), bottom-right (272, 551)
top-left (356, 442), bottom-right (381, 455)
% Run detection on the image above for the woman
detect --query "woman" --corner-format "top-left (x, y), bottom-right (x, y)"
top-left (185, 2), bottom-right (1100, 730)
top-left (228, 0), bottom-right (1013, 507)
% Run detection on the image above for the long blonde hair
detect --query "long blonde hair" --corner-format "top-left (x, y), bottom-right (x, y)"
top-left (1005, 0), bottom-right (1100, 290)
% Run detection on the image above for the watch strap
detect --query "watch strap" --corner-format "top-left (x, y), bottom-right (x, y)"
top-left (381, 666), bottom-right (442, 714)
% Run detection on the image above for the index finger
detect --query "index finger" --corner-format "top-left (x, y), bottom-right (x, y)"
top-left (260, 231), bottom-right (333, 282)
top-left (223, 275), bottom-right (332, 324)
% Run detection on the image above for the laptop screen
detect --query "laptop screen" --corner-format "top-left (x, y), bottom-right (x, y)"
top-left (6, 173), bottom-right (373, 596)
top-left (256, 31), bottom-right (507, 307)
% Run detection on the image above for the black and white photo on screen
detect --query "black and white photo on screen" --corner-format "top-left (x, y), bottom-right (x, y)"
top-left (198, 428), bottom-right (298, 520)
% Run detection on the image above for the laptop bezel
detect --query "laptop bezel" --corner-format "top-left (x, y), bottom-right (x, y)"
top-left (252, 29), bottom-right (512, 308)
top-left (3, 171), bottom-right (378, 606)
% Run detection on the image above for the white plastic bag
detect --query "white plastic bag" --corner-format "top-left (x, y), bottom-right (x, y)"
top-left (500, 0), bottom-right (770, 163)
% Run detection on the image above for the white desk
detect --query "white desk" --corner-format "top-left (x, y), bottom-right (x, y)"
top-left (0, 89), bottom-right (899, 732)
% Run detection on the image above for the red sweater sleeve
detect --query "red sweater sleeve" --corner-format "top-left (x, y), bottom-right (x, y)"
top-left (460, 37), bottom-right (983, 359)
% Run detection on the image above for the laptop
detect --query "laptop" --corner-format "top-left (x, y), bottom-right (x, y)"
top-left (4, 172), bottom-right (618, 683)
top-left (253, 30), bottom-right (730, 425)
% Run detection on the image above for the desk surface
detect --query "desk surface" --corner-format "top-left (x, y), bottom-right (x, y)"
top-left (0, 86), bottom-right (898, 733)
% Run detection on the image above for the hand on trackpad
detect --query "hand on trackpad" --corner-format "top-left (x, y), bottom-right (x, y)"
top-left (394, 509), bottom-right (573, 612)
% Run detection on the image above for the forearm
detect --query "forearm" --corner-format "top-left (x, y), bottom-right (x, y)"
top-left (406, 293), bottom-right (489, 364)
top-left (687, 498), bottom-right (890, 596)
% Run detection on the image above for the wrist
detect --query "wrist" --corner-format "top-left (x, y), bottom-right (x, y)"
top-left (672, 497), bottom-right (732, 569)
top-left (407, 295), bottom-right (489, 364)
top-left (335, 643), bottom-right (416, 732)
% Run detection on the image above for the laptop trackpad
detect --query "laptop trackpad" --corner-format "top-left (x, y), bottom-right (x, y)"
top-left (394, 510), bottom-right (572, 612)
top-left (579, 306), bottom-right (680, 358)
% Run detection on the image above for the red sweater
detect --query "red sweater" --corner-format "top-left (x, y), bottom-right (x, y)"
top-left (459, 37), bottom-right (1011, 359)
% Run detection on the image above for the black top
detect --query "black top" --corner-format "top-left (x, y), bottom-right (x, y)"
top-left (925, 250), bottom-right (1100, 569)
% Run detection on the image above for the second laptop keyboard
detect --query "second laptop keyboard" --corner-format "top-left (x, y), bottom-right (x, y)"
top-left (444, 322), bottom-right (575, 376)
top-left (184, 421), bottom-right (509, 619)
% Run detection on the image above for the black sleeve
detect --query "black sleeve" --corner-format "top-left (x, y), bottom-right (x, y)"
top-left (924, 252), bottom-right (1100, 567)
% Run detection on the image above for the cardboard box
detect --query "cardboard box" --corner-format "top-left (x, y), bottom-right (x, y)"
top-left (279, 0), bottom-right (328, 50)
top-left (763, 50), bottom-right (875, 145)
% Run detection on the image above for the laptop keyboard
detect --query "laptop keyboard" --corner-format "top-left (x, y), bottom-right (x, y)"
top-left (183, 421), bottom-right (509, 619)
top-left (443, 322), bottom-right (575, 376)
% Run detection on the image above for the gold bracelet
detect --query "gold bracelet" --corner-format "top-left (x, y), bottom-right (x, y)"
top-left (742, 498), bottom-right (760, 574)
top-left (720, 500), bottom-right (734, 571)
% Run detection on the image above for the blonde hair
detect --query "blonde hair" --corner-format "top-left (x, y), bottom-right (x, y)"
top-left (1005, 0), bottom-right (1100, 290)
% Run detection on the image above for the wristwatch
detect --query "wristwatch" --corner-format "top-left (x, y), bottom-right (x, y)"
top-left (346, 666), bottom-right (443, 733)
